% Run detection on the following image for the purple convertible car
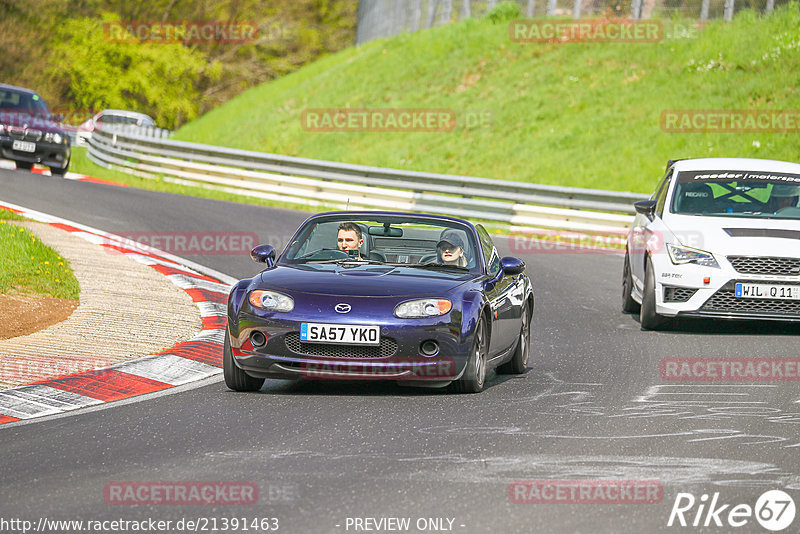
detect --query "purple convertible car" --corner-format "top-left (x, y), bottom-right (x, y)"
top-left (225, 211), bottom-right (533, 393)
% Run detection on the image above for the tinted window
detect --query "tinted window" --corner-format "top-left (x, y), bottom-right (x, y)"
top-left (670, 170), bottom-right (800, 219)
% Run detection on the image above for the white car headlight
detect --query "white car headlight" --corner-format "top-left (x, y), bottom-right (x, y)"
top-left (666, 243), bottom-right (720, 268)
top-left (394, 298), bottom-right (452, 318)
top-left (248, 290), bottom-right (294, 312)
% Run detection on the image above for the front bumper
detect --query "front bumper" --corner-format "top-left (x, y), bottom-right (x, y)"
top-left (229, 312), bottom-right (471, 385)
top-left (650, 252), bottom-right (800, 321)
top-left (0, 136), bottom-right (70, 169)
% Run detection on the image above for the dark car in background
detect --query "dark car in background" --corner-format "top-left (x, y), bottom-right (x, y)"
top-left (225, 211), bottom-right (534, 393)
top-left (0, 83), bottom-right (71, 175)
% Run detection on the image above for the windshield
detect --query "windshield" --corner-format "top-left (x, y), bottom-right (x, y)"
top-left (281, 215), bottom-right (480, 273)
top-left (98, 113), bottom-right (154, 126)
top-left (670, 170), bottom-right (800, 219)
top-left (0, 89), bottom-right (52, 124)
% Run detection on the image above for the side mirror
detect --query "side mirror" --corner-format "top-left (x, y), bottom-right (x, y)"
top-left (500, 256), bottom-right (525, 275)
top-left (634, 200), bottom-right (657, 221)
top-left (251, 244), bottom-right (276, 267)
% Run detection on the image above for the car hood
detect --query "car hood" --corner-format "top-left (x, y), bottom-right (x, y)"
top-left (664, 214), bottom-right (800, 256)
top-left (258, 264), bottom-right (473, 297)
top-left (0, 112), bottom-right (65, 134)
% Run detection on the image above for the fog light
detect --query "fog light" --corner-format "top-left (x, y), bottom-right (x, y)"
top-left (250, 331), bottom-right (267, 348)
top-left (420, 340), bottom-right (439, 357)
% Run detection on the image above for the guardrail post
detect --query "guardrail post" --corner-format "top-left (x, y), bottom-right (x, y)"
top-left (411, 0), bottom-right (421, 31)
top-left (573, 0), bottom-right (582, 19)
top-left (441, 0), bottom-right (452, 23)
top-left (765, 0), bottom-right (775, 13)
top-left (526, 0), bottom-right (535, 16)
top-left (631, 0), bottom-right (642, 19)
top-left (546, 0), bottom-right (557, 17)
top-left (723, 0), bottom-right (734, 21)
top-left (700, 0), bottom-right (710, 21)
top-left (462, 0), bottom-right (470, 18)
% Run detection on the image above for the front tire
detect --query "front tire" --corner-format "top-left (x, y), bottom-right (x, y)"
top-left (622, 250), bottom-right (641, 314)
top-left (50, 160), bottom-right (69, 176)
top-left (498, 304), bottom-right (530, 374)
top-left (640, 257), bottom-right (670, 330)
top-left (223, 327), bottom-right (265, 392)
top-left (452, 315), bottom-right (488, 393)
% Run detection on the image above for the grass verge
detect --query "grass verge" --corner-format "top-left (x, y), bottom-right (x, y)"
top-left (0, 209), bottom-right (80, 299)
top-left (170, 3), bottom-right (800, 194)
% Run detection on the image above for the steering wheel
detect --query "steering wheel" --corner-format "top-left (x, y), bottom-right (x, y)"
top-left (419, 254), bottom-right (438, 264)
top-left (299, 248), bottom-right (350, 261)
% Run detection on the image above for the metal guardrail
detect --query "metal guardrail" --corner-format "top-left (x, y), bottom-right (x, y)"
top-left (87, 128), bottom-right (646, 236)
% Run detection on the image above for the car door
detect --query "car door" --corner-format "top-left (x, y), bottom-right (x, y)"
top-left (630, 169), bottom-right (673, 289)
top-left (477, 225), bottom-right (520, 355)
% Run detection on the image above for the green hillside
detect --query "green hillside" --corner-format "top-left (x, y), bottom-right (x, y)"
top-left (173, 2), bottom-right (800, 193)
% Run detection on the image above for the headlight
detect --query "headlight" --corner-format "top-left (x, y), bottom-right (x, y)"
top-left (666, 243), bottom-right (720, 268)
top-left (248, 290), bottom-right (294, 312)
top-left (394, 298), bottom-right (452, 318)
top-left (45, 132), bottom-right (65, 144)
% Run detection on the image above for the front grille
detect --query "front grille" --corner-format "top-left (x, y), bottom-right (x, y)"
top-left (701, 282), bottom-right (800, 316)
top-left (8, 127), bottom-right (42, 141)
top-left (727, 256), bottom-right (800, 276)
top-left (284, 333), bottom-right (397, 359)
top-left (664, 286), bottom-right (697, 303)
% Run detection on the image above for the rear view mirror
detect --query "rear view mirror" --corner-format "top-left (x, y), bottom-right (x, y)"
top-left (368, 225), bottom-right (403, 237)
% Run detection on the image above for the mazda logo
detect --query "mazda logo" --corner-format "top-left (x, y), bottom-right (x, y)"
top-left (335, 303), bottom-right (351, 313)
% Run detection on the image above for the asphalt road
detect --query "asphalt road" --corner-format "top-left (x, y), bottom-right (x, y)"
top-left (1, 168), bottom-right (799, 534)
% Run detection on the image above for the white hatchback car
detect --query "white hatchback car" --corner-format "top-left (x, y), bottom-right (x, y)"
top-left (623, 158), bottom-right (800, 329)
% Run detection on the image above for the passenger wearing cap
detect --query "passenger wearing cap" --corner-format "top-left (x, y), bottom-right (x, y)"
top-left (437, 231), bottom-right (468, 267)
top-left (769, 184), bottom-right (800, 213)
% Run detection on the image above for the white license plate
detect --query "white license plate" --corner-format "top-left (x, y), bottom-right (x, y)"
top-left (300, 323), bottom-right (380, 345)
top-left (735, 283), bottom-right (800, 300)
top-left (12, 140), bottom-right (35, 152)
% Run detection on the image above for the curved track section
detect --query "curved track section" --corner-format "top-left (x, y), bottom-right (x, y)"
top-left (0, 201), bottom-right (233, 423)
top-left (1, 168), bottom-right (799, 533)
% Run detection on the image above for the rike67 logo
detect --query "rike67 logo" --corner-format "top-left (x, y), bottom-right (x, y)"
top-left (667, 490), bottom-right (796, 531)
